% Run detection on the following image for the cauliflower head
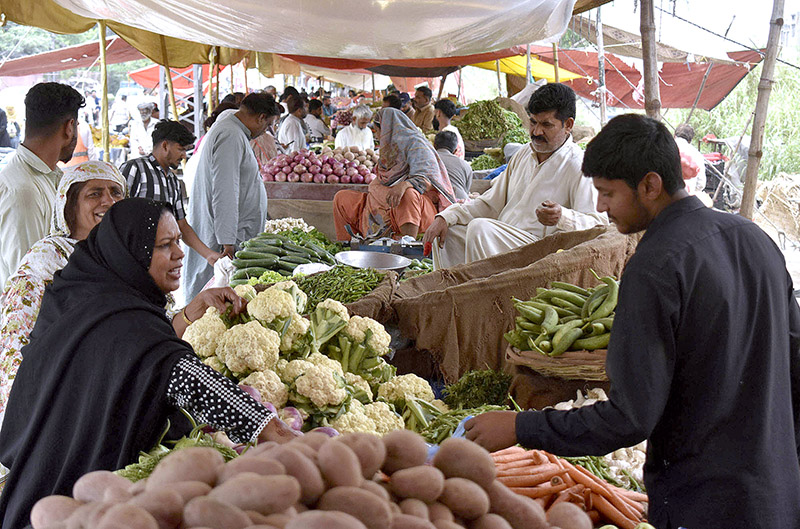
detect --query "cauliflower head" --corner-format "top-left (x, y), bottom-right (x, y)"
top-left (342, 316), bottom-right (391, 355)
top-left (182, 307), bottom-right (227, 358)
top-left (202, 355), bottom-right (227, 374)
top-left (247, 288), bottom-right (296, 324)
top-left (280, 359), bottom-right (314, 384)
top-left (364, 401), bottom-right (405, 435)
top-left (271, 280), bottom-right (308, 314)
top-left (344, 372), bottom-right (373, 401)
top-left (216, 320), bottom-right (280, 376)
top-left (432, 399), bottom-right (449, 413)
top-left (233, 284), bottom-right (258, 302)
top-left (294, 365), bottom-right (347, 408)
top-left (378, 373), bottom-right (435, 403)
top-left (331, 400), bottom-right (376, 434)
top-left (316, 298), bottom-right (349, 322)
top-left (281, 314), bottom-right (311, 352)
top-left (240, 370), bottom-right (288, 407)
top-left (308, 352), bottom-right (343, 375)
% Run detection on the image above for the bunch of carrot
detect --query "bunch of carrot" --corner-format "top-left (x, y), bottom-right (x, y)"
top-left (491, 446), bottom-right (648, 529)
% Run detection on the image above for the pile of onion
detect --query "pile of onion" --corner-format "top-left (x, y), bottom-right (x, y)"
top-left (262, 147), bottom-right (379, 184)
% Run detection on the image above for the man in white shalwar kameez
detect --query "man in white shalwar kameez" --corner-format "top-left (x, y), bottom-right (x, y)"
top-left (423, 83), bottom-right (607, 268)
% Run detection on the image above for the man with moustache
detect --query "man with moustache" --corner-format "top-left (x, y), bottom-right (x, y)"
top-left (121, 120), bottom-right (221, 268)
top-left (423, 83), bottom-right (607, 267)
top-left (0, 82), bottom-right (85, 286)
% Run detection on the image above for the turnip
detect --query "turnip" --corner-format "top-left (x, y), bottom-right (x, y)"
top-left (300, 172), bottom-right (314, 183)
top-left (313, 174), bottom-right (326, 184)
top-left (275, 171), bottom-right (288, 182)
top-left (326, 174), bottom-right (340, 184)
top-left (339, 174), bottom-right (351, 184)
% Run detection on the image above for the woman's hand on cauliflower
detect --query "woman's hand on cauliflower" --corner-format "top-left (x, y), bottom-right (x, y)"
top-left (216, 320), bottom-right (281, 377)
top-left (240, 370), bottom-right (289, 408)
top-left (184, 286), bottom-right (246, 323)
top-left (182, 307), bottom-right (227, 358)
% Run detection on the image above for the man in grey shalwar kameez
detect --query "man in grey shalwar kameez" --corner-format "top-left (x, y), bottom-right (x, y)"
top-left (184, 93), bottom-right (282, 299)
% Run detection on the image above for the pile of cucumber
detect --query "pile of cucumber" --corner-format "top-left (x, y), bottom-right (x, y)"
top-left (230, 232), bottom-right (337, 286)
top-left (504, 271), bottom-right (618, 356)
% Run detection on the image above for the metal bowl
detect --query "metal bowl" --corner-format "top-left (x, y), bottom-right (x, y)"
top-left (335, 250), bottom-right (412, 273)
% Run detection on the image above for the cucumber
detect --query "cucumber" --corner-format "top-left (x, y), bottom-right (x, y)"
top-left (235, 250), bottom-right (281, 260)
top-left (230, 279), bottom-right (250, 286)
top-left (277, 268), bottom-right (293, 276)
top-left (244, 238), bottom-right (283, 248)
top-left (281, 255), bottom-right (312, 265)
top-left (277, 259), bottom-right (300, 272)
top-left (232, 257), bottom-right (279, 268)
top-left (282, 242), bottom-right (313, 257)
top-left (245, 243), bottom-right (287, 256)
top-left (232, 266), bottom-right (269, 280)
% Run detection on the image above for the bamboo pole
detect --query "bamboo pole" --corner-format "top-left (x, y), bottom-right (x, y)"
top-left (496, 59), bottom-right (502, 96)
top-left (740, 0), bottom-right (784, 220)
top-left (159, 35), bottom-right (179, 122)
top-left (526, 44), bottom-right (532, 83)
top-left (640, 0), bottom-right (661, 120)
top-left (685, 63), bottom-right (714, 124)
top-left (713, 111), bottom-right (754, 202)
top-left (596, 6), bottom-right (607, 125)
top-left (207, 48), bottom-right (217, 117)
top-left (437, 73), bottom-right (447, 100)
top-left (214, 49), bottom-right (220, 107)
top-left (97, 21), bottom-right (110, 158)
top-left (371, 72), bottom-right (376, 101)
top-left (552, 43), bottom-right (560, 83)
top-left (243, 58), bottom-right (248, 94)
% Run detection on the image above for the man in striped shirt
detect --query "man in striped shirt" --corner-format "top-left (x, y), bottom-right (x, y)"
top-left (120, 121), bottom-right (221, 267)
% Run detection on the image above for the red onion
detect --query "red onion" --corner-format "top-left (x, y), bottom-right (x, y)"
top-left (352, 174), bottom-right (365, 184)
top-left (293, 164), bottom-right (305, 174)
top-left (290, 161), bottom-right (298, 169)
top-left (358, 165), bottom-right (370, 176)
top-left (346, 167), bottom-right (359, 177)
top-left (275, 171), bottom-right (288, 182)
top-left (333, 166), bottom-right (345, 177)
top-left (300, 172), bottom-right (314, 183)
top-left (276, 158), bottom-right (288, 168)
top-left (239, 384), bottom-right (262, 402)
top-left (287, 172), bottom-right (301, 182)
top-left (326, 174), bottom-right (340, 184)
top-left (308, 165), bottom-right (321, 174)
top-left (262, 173), bottom-right (275, 182)
top-left (293, 154), bottom-right (305, 163)
top-left (321, 164), bottom-right (333, 176)
top-left (365, 173), bottom-right (376, 183)
top-left (339, 174), bottom-right (351, 184)
top-left (313, 173), bottom-right (326, 184)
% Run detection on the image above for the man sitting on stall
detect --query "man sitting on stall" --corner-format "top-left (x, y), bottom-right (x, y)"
top-left (334, 104), bottom-right (374, 151)
top-left (120, 120), bottom-right (221, 268)
top-left (465, 113), bottom-right (800, 528)
top-left (423, 83), bottom-right (607, 268)
top-left (277, 95), bottom-right (308, 152)
top-left (434, 130), bottom-right (471, 202)
top-left (322, 95), bottom-right (337, 117)
top-left (304, 99), bottom-right (331, 143)
top-left (411, 86), bottom-right (435, 132)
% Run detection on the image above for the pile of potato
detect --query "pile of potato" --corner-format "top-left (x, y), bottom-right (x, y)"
top-left (31, 431), bottom-right (592, 529)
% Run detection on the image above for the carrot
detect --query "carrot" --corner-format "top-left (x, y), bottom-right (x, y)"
top-left (491, 447), bottom-right (526, 462)
top-left (549, 475), bottom-right (565, 487)
top-left (529, 450), bottom-right (549, 465)
top-left (549, 484), bottom-right (585, 509)
top-left (492, 450), bottom-right (532, 464)
top-left (590, 492), bottom-right (637, 529)
top-left (496, 456), bottom-right (540, 471)
top-left (586, 510), bottom-right (600, 524)
top-left (497, 467), bottom-right (567, 487)
top-left (533, 497), bottom-right (548, 509)
top-left (510, 482), bottom-right (568, 499)
top-left (544, 451), bottom-right (576, 486)
top-left (497, 463), bottom-right (561, 477)
top-left (492, 446), bottom-right (525, 457)
top-left (618, 488), bottom-right (649, 503)
top-left (568, 462), bottom-right (642, 521)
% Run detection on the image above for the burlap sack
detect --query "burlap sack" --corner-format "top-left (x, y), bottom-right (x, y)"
top-left (391, 227), bottom-right (640, 383)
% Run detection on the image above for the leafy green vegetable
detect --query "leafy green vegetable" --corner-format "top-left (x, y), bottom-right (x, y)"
top-left (278, 228), bottom-right (342, 254)
top-left (470, 153), bottom-right (505, 171)
top-left (442, 369), bottom-right (512, 409)
top-left (455, 100), bottom-right (525, 141)
top-left (502, 126), bottom-right (531, 148)
top-left (247, 269), bottom-right (287, 286)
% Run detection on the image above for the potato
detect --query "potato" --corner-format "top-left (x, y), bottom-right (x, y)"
top-left (147, 480), bottom-right (212, 503)
top-left (128, 489), bottom-right (183, 529)
top-left (390, 466), bottom-right (445, 502)
top-left (382, 430), bottom-right (428, 475)
top-left (247, 525), bottom-right (280, 529)
top-left (242, 442), bottom-right (278, 458)
top-left (31, 495), bottom-right (82, 528)
top-left (317, 439), bottom-right (362, 487)
top-left (361, 479), bottom-right (391, 502)
top-left (261, 513), bottom-right (294, 528)
top-left (432, 438), bottom-right (496, 489)
top-left (285, 510), bottom-right (368, 529)
top-left (269, 447), bottom-right (326, 505)
top-left (182, 496), bottom-right (251, 529)
top-left (66, 501), bottom-right (113, 529)
top-left (296, 431), bottom-right (330, 450)
top-left (486, 481), bottom-right (546, 529)
top-left (399, 498), bottom-right (429, 519)
top-left (96, 504), bottom-right (159, 529)
top-left (391, 514), bottom-right (436, 529)
top-left (317, 486), bottom-right (393, 529)
top-left (338, 433), bottom-right (386, 478)
top-left (129, 479), bottom-right (149, 495)
top-left (287, 441), bottom-right (318, 460)
top-left (103, 486), bottom-right (133, 503)
top-left (439, 478), bottom-right (489, 520)
top-left (218, 457), bottom-right (285, 483)
top-left (468, 514), bottom-right (512, 529)
top-left (73, 471), bottom-right (132, 502)
top-left (545, 503), bottom-right (592, 529)
top-left (427, 503), bottom-right (454, 523)
top-left (147, 447), bottom-right (224, 488)
top-left (209, 473), bottom-right (301, 515)
top-left (432, 522), bottom-right (463, 529)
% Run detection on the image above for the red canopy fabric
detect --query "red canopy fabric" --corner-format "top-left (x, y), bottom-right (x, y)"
top-left (127, 63), bottom-right (212, 92)
top-left (0, 37), bottom-right (144, 77)
top-left (530, 47), bottom-right (762, 111)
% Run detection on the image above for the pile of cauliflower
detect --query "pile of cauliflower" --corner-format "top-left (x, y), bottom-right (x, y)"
top-left (181, 281), bottom-right (436, 437)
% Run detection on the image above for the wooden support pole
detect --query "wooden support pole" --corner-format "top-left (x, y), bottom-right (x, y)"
top-left (596, 6), bottom-right (607, 125)
top-left (740, 0), bottom-right (784, 220)
top-left (207, 48), bottom-right (217, 117)
top-left (496, 59), bottom-right (502, 96)
top-left (685, 63), bottom-right (714, 125)
top-left (371, 71), bottom-right (376, 101)
top-left (243, 58), bottom-right (248, 94)
top-left (97, 21), bottom-right (110, 158)
top-left (526, 44), bottom-right (532, 83)
top-left (552, 43), bottom-right (560, 83)
top-left (159, 35), bottom-right (179, 121)
top-left (640, 0), bottom-right (661, 120)
top-left (437, 73), bottom-right (447, 100)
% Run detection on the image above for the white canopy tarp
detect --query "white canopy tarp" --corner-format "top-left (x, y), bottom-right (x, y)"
top-left (52, 0), bottom-right (578, 59)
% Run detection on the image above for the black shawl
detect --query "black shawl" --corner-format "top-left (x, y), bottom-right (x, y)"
top-left (0, 198), bottom-right (193, 529)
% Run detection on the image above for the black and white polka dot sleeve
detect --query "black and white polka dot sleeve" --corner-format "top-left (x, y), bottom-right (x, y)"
top-left (166, 354), bottom-right (273, 444)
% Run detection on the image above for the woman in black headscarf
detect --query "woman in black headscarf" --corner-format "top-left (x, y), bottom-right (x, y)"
top-left (0, 198), bottom-right (295, 529)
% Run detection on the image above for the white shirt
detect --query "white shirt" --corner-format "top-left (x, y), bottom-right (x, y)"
top-left (129, 118), bottom-right (159, 156)
top-left (442, 124), bottom-right (465, 159)
top-left (0, 145), bottom-right (62, 286)
top-left (277, 114), bottom-right (307, 152)
top-left (438, 138), bottom-right (607, 237)
top-left (334, 123), bottom-right (374, 151)
top-left (304, 114), bottom-right (330, 141)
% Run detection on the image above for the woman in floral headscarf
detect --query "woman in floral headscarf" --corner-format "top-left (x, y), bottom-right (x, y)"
top-left (0, 161), bottom-right (126, 412)
top-left (333, 107), bottom-right (455, 240)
